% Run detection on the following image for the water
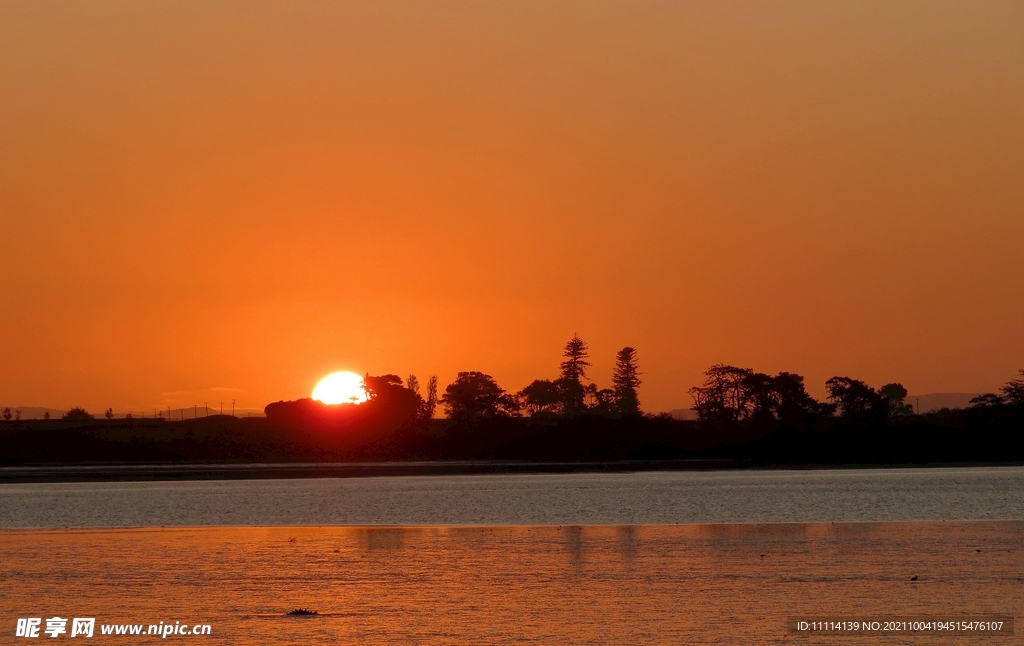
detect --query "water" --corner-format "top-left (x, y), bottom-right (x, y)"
top-left (1, 468), bottom-right (1022, 643)
top-left (1, 523), bottom-right (1020, 644)
top-left (1, 467), bottom-right (1023, 528)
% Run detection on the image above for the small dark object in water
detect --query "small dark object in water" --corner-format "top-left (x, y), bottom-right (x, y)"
top-left (976, 549), bottom-right (981, 553)
top-left (759, 554), bottom-right (765, 558)
top-left (286, 609), bottom-right (318, 616)
top-left (910, 576), bottom-right (918, 581)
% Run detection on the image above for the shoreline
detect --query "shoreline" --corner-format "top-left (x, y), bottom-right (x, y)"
top-left (2, 459), bottom-right (1022, 484)
top-left (3, 518), bottom-right (1023, 532)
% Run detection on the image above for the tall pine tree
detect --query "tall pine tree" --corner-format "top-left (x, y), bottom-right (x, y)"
top-left (559, 334), bottom-right (591, 415)
top-left (612, 346), bottom-right (642, 416)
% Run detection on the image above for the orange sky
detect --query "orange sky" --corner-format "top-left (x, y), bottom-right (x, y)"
top-left (2, 1), bottom-right (1023, 414)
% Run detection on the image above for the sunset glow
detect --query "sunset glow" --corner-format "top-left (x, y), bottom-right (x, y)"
top-left (1, 2), bottom-right (1022, 413)
top-left (312, 372), bottom-right (368, 405)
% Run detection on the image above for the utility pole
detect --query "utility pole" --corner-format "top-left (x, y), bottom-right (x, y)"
top-left (194, 405), bottom-right (197, 418)
top-left (220, 401), bottom-right (223, 416)
top-left (232, 399), bottom-right (236, 416)
top-left (204, 402), bottom-right (208, 417)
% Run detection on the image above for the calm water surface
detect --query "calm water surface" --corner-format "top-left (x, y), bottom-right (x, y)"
top-left (1, 467), bottom-right (1022, 528)
top-left (1, 523), bottom-right (1021, 644)
top-left (1, 468), bottom-right (1021, 643)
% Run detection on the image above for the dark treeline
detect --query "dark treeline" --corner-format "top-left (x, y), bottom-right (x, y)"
top-left (2, 341), bottom-right (1023, 466)
top-left (688, 365), bottom-right (1024, 427)
top-left (440, 336), bottom-right (643, 423)
top-left (262, 335), bottom-right (643, 437)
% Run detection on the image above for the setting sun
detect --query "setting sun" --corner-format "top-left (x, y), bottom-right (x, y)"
top-left (312, 371), bottom-right (368, 405)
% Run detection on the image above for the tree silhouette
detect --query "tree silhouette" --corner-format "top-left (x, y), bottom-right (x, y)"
top-left (423, 375), bottom-right (439, 420)
top-left (15, 409), bottom-right (21, 421)
top-left (745, 370), bottom-right (788, 424)
top-left (360, 374), bottom-right (423, 430)
top-left (361, 374), bottom-right (425, 419)
top-left (689, 365), bottom-right (834, 427)
top-left (43, 411), bottom-right (50, 420)
top-left (612, 346), bottom-right (642, 416)
top-left (772, 372), bottom-right (835, 427)
top-left (585, 383), bottom-right (618, 416)
top-left (62, 407), bottom-right (95, 422)
top-left (1000, 369), bottom-right (1024, 406)
top-left (363, 374), bottom-right (404, 400)
top-left (105, 408), bottom-right (114, 419)
top-left (970, 393), bottom-right (1005, 407)
top-left (519, 379), bottom-right (562, 416)
top-left (559, 334), bottom-right (591, 416)
top-left (688, 365), bottom-right (757, 423)
top-left (407, 375), bottom-right (420, 396)
top-left (825, 377), bottom-right (886, 423)
top-left (2, 407), bottom-right (10, 421)
top-left (441, 371), bottom-right (519, 425)
top-left (879, 383), bottom-right (913, 417)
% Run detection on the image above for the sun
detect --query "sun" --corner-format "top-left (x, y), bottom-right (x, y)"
top-left (312, 371), bottom-right (368, 405)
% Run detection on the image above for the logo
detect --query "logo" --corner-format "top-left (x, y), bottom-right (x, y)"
top-left (15, 618), bottom-right (94, 639)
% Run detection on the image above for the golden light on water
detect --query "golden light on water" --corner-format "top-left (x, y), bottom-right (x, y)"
top-left (312, 371), bottom-right (368, 405)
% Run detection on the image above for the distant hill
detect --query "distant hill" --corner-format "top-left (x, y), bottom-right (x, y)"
top-left (3, 407), bottom-right (168, 420)
top-left (2, 406), bottom-right (264, 420)
top-left (668, 408), bottom-right (698, 421)
top-left (906, 393), bottom-right (984, 413)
